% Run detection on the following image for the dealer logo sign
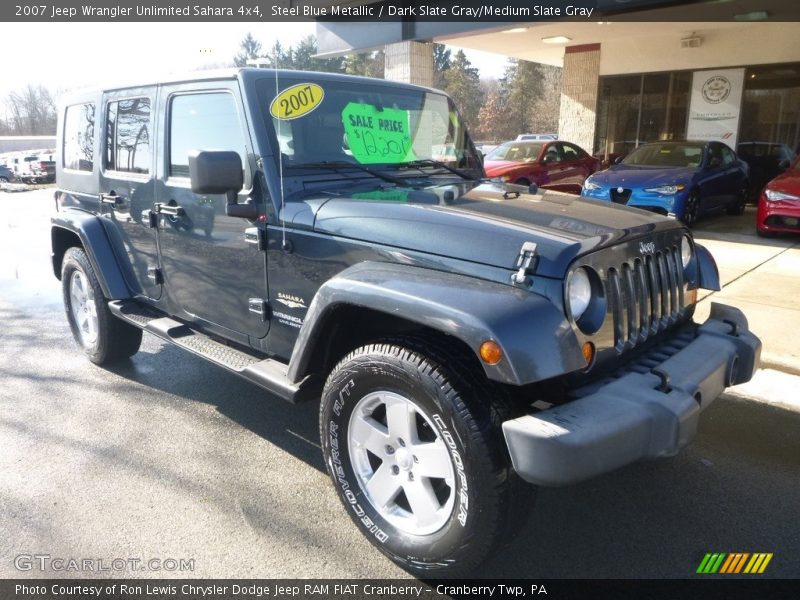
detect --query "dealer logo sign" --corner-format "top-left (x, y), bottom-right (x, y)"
top-left (702, 76), bottom-right (732, 104)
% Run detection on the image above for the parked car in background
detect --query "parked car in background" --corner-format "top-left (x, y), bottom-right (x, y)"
top-left (757, 155), bottom-right (800, 237)
top-left (0, 164), bottom-right (14, 183)
top-left (484, 140), bottom-right (600, 194)
top-left (593, 140), bottom-right (639, 168)
top-left (516, 133), bottom-right (558, 141)
top-left (25, 156), bottom-right (56, 183)
top-left (581, 140), bottom-right (749, 227)
top-left (474, 141), bottom-right (499, 155)
top-left (737, 142), bottom-right (795, 200)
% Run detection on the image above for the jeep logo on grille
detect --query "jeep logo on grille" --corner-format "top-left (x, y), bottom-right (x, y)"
top-left (639, 241), bottom-right (656, 254)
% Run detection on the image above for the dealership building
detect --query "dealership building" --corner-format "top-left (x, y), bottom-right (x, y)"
top-left (317, 0), bottom-right (799, 157)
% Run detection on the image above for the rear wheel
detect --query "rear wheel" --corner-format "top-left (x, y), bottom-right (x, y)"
top-left (682, 191), bottom-right (700, 228)
top-left (727, 182), bottom-right (748, 215)
top-left (319, 338), bottom-right (529, 576)
top-left (62, 247), bottom-right (142, 365)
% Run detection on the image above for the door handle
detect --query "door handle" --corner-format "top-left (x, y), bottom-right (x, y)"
top-left (100, 192), bottom-right (125, 205)
top-left (155, 202), bottom-right (185, 217)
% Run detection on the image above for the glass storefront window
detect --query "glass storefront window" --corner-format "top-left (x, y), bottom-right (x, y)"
top-left (740, 63), bottom-right (800, 153)
top-left (594, 72), bottom-right (690, 160)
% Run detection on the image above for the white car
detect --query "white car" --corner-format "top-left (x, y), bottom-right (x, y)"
top-left (516, 133), bottom-right (558, 141)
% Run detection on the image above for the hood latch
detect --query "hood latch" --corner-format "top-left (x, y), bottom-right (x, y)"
top-left (512, 242), bottom-right (538, 285)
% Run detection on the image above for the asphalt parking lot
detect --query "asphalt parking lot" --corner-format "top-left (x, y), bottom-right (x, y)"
top-left (1, 189), bottom-right (798, 579)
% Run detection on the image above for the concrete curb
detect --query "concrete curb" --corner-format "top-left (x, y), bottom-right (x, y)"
top-left (724, 368), bottom-right (800, 413)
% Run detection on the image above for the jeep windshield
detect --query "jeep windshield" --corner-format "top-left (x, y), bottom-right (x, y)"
top-left (256, 77), bottom-right (482, 184)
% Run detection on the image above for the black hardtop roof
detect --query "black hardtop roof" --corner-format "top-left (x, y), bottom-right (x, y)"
top-left (60, 68), bottom-right (443, 104)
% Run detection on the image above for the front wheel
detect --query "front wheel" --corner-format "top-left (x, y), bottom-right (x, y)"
top-left (319, 340), bottom-right (526, 576)
top-left (681, 191), bottom-right (700, 228)
top-left (62, 247), bottom-right (142, 364)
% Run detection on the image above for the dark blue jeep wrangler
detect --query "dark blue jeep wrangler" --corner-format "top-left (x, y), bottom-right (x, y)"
top-left (52, 69), bottom-right (760, 575)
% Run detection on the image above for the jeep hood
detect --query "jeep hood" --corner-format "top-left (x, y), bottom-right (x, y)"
top-left (306, 185), bottom-right (681, 278)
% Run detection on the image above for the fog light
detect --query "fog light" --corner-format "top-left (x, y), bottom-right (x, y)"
top-left (479, 340), bottom-right (503, 365)
top-left (581, 341), bottom-right (595, 366)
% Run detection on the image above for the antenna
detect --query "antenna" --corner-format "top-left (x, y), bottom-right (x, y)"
top-left (274, 52), bottom-right (288, 252)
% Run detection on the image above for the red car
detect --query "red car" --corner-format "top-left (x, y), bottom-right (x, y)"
top-left (757, 155), bottom-right (800, 237)
top-left (483, 140), bottom-right (600, 194)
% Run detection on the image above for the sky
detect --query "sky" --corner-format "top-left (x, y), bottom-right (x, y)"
top-left (0, 22), bottom-right (510, 102)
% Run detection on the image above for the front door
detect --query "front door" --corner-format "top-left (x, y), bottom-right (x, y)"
top-left (155, 83), bottom-right (269, 339)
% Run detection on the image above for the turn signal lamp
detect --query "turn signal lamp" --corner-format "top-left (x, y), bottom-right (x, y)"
top-left (581, 342), bottom-right (596, 366)
top-left (480, 341), bottom-right (504, 365)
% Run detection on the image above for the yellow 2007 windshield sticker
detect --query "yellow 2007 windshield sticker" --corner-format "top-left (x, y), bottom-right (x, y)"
top-left (342, 102), bottom-right (416, 164)
top-left (270, 83), bottom-right (324, 120)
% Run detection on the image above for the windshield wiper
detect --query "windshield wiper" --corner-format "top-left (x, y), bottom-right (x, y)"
top-left (398, 159), bottom-right (476, 181)
top-left (287, 161), bottom-right (408, 187)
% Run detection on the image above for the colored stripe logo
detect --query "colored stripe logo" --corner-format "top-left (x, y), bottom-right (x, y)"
top-left (697, 552), bottom-right (773, 574)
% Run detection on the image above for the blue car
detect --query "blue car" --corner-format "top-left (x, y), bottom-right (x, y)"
top-left (581, 140), bottom-right (749, 227)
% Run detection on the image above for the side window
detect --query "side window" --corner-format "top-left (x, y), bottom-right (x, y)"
top-left (169, 93), bottom-right (246, 178)
top-left (721, 146), bottom-right (735, 166)
top-left (561, 143), bottom-right (582, 161)
top-left (544, 144), bottom-right (562, 163)
top-left (106, 98), bottom-right (151, 174)
top-left (63, 103), bottom-right (96, 171)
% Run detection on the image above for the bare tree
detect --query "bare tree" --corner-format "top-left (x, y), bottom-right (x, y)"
top-left (4, 84), bottom-right (58, 135)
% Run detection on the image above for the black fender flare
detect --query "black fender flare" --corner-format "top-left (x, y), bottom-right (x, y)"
top-left (287, 262), bottom-right (586, 386)
top-left (695, 243), bottom-right (721, 291)
top-left (51, 209), bottom-right (131, 300)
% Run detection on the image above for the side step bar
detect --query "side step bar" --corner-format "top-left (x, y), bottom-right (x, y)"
top-left (109, 300), bottom-right (318, 403)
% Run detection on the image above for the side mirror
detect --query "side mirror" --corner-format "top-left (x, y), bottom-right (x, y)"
top-left (188, 150), bottom-right (256, 219)
top-left (778, 158), bottom-right (791, 170)
top-left (614, 156), bottom-right (624, 165)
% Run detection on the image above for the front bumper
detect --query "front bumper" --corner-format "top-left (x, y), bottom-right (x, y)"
top-left (757, 195), bottom-right (800, 233)
top-left (502, 302), bottom-right (761, 486)
top-left (582, 187), bottom-right (684, 214)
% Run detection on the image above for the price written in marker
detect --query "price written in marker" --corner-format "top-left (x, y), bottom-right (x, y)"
top-left (342, 102), bottom-right (416, 164)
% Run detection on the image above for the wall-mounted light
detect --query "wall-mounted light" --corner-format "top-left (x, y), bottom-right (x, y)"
top-left (680, 33), bottom-right (703, 48)
top-left (734, 11), bottom-right (769, 21)
top-left (503, 27), bottom-right (528, 34)
top-left (542, 35), bottom-right (572, 44)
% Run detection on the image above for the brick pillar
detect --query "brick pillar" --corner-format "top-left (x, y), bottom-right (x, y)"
top-left (558, 44), bottom-right (601, 153)
top-left (384, 41), bottom-right (434, 87)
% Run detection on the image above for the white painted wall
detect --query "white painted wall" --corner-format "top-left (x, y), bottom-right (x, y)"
top-left (599, 23), bottom-right (800, 76)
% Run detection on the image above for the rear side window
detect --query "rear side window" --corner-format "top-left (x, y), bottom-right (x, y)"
top-left (169, 93), bottom-right (246, 178)
top-left (106, 98), bottom-right (151, 174)
top-left (63, 103), bottom-right (96, 171)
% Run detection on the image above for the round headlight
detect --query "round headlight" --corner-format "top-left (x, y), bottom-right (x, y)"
top-left (568, 268), bottom-right (592, 321)
top-left (681, 235), bottom-right (693, 268)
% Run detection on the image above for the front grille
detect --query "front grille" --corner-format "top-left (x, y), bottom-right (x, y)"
top-left (606, 246), bottom-right (685, 351)
top-left (610, 188), bottom-right (632, 204)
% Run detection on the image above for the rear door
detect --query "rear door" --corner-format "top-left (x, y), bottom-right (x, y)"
top-left (540, 142), bottom-right (569, 191)
top-left (558, 142), bottom-right (592, 194)
top-left (155, 81), bottom-right (270, 340)
top-left (98, 90), bottom-right (161, 299)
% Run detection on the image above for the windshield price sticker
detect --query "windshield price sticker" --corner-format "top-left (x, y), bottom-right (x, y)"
top-left (342, 102), bottom-right (416, 164)
top-left (270, 83), bottom-right (324, 120)
top-left (352, 190), bottom-right (410, 202)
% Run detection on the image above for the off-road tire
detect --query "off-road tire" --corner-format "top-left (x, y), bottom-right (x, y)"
top-left (319, 336), bottom-right (532, 576)
top-left (62, 247), bottom-right (142, 365)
